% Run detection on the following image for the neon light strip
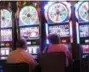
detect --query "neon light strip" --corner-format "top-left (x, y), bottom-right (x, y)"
top-left (45, 23), bottom-right (49, 44)
top-left (76, 22), bottom-right (80, 44)
top-left (69, 21), bottom-right (73, 43)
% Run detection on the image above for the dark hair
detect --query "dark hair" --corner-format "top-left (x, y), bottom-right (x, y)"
top-left (48, 34), bottom-right (59, 44)
top-left (16, 38), bottom-right (27, 49)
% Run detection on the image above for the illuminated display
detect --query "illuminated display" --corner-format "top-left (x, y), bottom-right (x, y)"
top-left (75, 2), bottom-right (89, 22)
top-left (46, 2), bottom-right (69, 23)
top-left (79, 25), bottom-right (89, 37)
top-left (0, 48), bottom-right (10, 55)
top-left (27, 46), bottom-right (39, 54)
top-left (79, 2), bottom-right (89, 22)
top-left (1, 29), bottom-right (12, 41)
top-left (81, 45), bottom-right (89, 53)
top-left (49, 25), bottom-right (70, 37)
top-left (1, 9), bottom-right (12, 28)
top-left (19, 6), bottom-right (39, 26)
top-left (20, 27), bottom-right (39, 40)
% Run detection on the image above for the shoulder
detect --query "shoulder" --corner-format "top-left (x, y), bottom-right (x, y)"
top-left (59, 44), bottom-right (66, 48)
top-left (60, 44), bottom-right (66, 46)
top-left (59, 44), bottom-right (67, 50)
top-left (8, 50), bottom-right (16, 56)
top-left (22, 50), bottom-right (33, 58)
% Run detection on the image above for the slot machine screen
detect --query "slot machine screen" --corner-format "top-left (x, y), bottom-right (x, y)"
top-left (1, 29), bottom-right (12, 41)
top-left (27, 46), bottom-right (39, 54)
top-left (48, 25), bottom-right (70, 37)
top-left (80, 45), bottom-right (89, 54)
top-left (0, 48), bottom-right (10, 56)
top-left (20, 27), bottom-right (39, 40)
top-left (79, 25), bottom-right (89, 37)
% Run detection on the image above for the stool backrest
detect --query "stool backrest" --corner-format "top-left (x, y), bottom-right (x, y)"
top-left (38, 52), bottom-right (66, 72)
top-left (3, 63), bottom-right (31, 72)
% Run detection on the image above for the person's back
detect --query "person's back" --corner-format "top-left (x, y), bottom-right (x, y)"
top-left (7, 38), bottom-right (37, 69)
top-left (47, 44), bottom-right (67, 53)
top-left (45, 34), bottom-right (72, 67)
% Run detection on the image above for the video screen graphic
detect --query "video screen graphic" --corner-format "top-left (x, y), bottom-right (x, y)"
top-left (20, 27), bottom-right (39, 40)
top-left (0, 48), bottom-right (10, 55)
top-left (81, 45), bottom-right (89, 53)
top-left (79, 25), bottom-right (89, 37)
top-left (27, 46), bottom-right (39, 54)
top-left (1, 29), bottom-right (12, 41)
top-left (49, 25), bottom-right (70, 37)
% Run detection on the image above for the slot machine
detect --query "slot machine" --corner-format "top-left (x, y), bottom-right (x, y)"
top-left (44, 2), bottom-right (73, 52)
top-left (75, 2), bottom-right (89, 59)
top-left (17, 2), bottom-right (41, 58)
top-left (0, 4), bottom-right (14, 60)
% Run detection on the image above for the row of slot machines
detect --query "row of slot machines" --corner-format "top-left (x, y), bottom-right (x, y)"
top-left (0, 8), bottom-right (13, 60)
top-left (0, 1), bottom-right (89, 61)
top-left (44, 1), bottom-right (89, 60)
top-left (75, 2), bottom-right (89, 59)
top-left (0, 2), bottom-right (41, 59)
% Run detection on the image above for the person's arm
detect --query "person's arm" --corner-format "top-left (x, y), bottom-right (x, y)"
top-left (43, 45), bottom-right (49, 53)
top-left (66, 50), bottom-right (72, 60)
top-left (43, 47), bottom-right (47, 53)
top-left (63, 45), bottom-right (72, 60)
